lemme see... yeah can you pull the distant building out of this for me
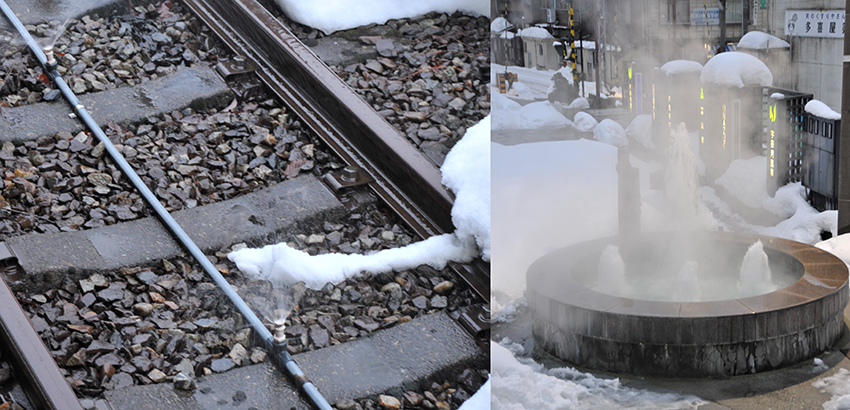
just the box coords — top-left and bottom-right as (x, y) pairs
(492, 0), (844, 109)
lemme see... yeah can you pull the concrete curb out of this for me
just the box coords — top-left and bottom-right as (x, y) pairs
(0, 65), (231, 143)
(103, 312), (482, 410)
(7, 175), (345, 292)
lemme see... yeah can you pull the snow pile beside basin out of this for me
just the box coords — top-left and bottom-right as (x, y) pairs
(701, 51), (773, 88)
(593, 119), (627, 147)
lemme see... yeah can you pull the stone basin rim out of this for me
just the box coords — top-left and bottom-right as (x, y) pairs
(526, 232), (849, 318)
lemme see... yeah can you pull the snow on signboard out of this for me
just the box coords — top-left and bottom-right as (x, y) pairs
(785, 10), (846, 38)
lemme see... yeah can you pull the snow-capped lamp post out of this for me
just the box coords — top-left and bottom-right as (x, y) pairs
(840, 0), (850, 235)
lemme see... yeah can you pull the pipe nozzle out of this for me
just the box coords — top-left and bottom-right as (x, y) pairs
(43, 45), (56, 68)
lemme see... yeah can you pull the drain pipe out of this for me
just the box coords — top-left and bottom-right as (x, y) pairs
(0, 3), (331, 409)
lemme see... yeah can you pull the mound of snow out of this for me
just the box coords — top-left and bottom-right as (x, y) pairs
(567, 97), (589, 109)
(659, 60), (703, 76)
(626, 115), (654, 149)
(274, 0), (487, 34)
(758, 183), (836, 244)
(519, 102), (572, 129)
(228, 117), (491, 289)
(508, 81), (537, 100)
(491, 95), (571, 130)
(701, 51), (773, 88)
(715, 156), (768, 208)
(491, 16), (511, 32)
(572, 111), (598, 132)
(737, 31), (790, 49)
(593, 119), (627, 147)
(805, 99), (841, 120)
(817, 235), (850, 269)
(440, 117), (491, 261)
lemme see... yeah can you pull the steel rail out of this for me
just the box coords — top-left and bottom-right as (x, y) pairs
(0, 2), (332, 409)
(181, 0), (452, 238)
(0, 258), (84, 410)
(181, 0), (490, 301)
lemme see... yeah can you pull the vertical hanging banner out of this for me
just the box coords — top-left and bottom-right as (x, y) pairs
(785, 10), (846, 38)
(753, 0), (758, 25)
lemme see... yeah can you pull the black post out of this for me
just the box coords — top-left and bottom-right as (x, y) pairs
(838, 0), (850, 234)
(719, 0), (727, 52)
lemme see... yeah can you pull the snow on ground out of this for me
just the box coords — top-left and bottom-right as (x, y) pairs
(737, 31), (790, 49)
(715, 156), (768, 208)
(273, 0), (488, 34)
(491, 64), (596, 101)
(491, 93), (571, 130)
(593, 119), (627, 147)
(491, 64), (559, 100)
(492, 340), (704, 410)
(659, 60), (703, 76)
(806, 99), (841, 120)
(458, 379), (490, 410)
(572, 111), (598, 132)
(812, 368), (850, 410)
(701, 51), (773, 88)
(229, 117), (490, 289)
(568, 97), (590, 109)
(492, 137), (618, 307)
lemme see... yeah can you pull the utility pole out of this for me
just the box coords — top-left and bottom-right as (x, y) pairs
(719, 0), (727, 52)
(596, 0), (605, 103)
(838, 0), (850, 234)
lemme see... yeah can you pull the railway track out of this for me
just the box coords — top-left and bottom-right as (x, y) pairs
(0, 0), (489, 408)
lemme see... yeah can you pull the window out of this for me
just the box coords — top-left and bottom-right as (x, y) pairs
(538, 0), (569, 10)
(668, 0), (689, 24)
(539, 43), (544, 55)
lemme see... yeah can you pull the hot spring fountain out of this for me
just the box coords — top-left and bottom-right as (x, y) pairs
(528, 125), (849, 377)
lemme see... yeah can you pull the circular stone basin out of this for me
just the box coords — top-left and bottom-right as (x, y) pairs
(527, 232), (849, 377)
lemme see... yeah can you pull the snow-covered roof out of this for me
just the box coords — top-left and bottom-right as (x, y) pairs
(491, 16), (512, 32)
(700, 51), (773, 88)
(805, 99), (840, 120)
(737, 31), (790, 50)
(500, 31), (515, 39)
(659, 60), (703, 76)
(574, 40), (620, 51)
(518, 26), (553, 39)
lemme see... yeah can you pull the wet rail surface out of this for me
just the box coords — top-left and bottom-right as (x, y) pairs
(0, 0), (488, 408)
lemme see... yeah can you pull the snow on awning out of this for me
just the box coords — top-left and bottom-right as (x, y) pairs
(737, 31), (790, 49)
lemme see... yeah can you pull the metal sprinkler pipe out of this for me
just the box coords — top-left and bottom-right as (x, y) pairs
(0, 2), (331, 409)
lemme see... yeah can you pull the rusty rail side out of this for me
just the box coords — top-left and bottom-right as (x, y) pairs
(182, 0), (453, 239)
(182, 0), (490, 301)
(0, 247), (84, 410)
